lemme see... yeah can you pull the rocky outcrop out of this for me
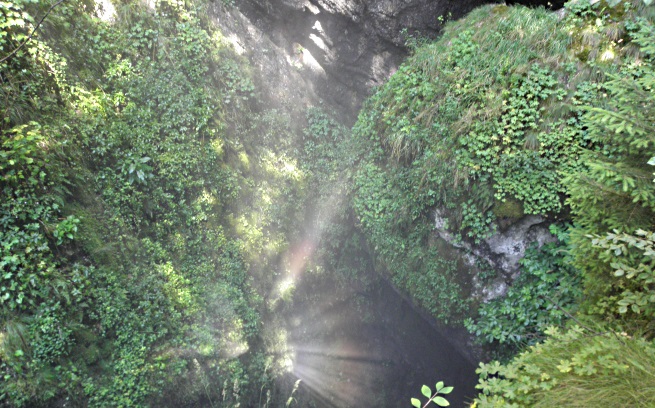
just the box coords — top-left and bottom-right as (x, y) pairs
(435, 209), (556, 301)
(484, 216), (555, 275)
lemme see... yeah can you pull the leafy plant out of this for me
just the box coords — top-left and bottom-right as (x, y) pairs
(285, 379), (301, 407)
(465, 225), (583, 347)
(470, 6), (655, 407)
(351, 4), (584, 323)
(411, 381), (453, 407)
(0, 0), (277, 405)
(592, 229), (655, 322)
(473, 325), (655, 407)
(119, 154), (153, 185)
(564, 15), (655, 320)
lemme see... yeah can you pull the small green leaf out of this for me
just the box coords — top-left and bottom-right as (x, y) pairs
(433, 396), (450, 407)
(411, 398), (421, 408)
(435, 381), (444, 391)
(440, 386), (454, 395)
(421, 385), (431, 398)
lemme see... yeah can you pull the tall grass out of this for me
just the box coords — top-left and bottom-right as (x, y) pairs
(476, 326), (655, 407)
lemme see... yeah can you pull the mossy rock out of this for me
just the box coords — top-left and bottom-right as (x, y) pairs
(492, 198), (525, 223)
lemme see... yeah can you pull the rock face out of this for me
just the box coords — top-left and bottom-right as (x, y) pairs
(208, 2), (320, 132)
(484, 215), (556, 276)
(219, 0), (490, 123)
(435, 209), (557, 301)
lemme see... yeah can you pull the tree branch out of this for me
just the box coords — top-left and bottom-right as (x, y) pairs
(0, 0), (66, 64)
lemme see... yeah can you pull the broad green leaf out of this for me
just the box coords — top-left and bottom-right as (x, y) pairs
(421, 385), (431, 398)
(435, 381), (444, 391)
(440, 386), (454, 395)
(433, 396), (450, 407)
(411, 398), (421, 408)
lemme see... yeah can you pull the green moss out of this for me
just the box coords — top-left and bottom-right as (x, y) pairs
(492, 198), (525, 221)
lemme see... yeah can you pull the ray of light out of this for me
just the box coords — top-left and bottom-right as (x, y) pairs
(300, 47), (324, 72)
(263, 172), (381, 406)
(310, 33), (328, 52)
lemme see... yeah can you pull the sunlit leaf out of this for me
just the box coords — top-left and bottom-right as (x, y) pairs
(433, 396), (450, 406)
(440, 386), (454, 394)
(421, 385), (431, 398)
(411, 398), (421, 408)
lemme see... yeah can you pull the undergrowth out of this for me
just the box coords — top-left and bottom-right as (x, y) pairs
(0, 0), (307, 406)
(474, 325), (655, 407)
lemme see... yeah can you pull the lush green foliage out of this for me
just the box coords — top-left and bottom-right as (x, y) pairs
(0, 0), (305, 406)
(473, 325), (655, 407)
(299, 108), (375, 286)
(351, 0), (655, 405)
(564, 13), (655, 320)
(0, 123), (76, 312)
(352, 157), (470, 322)
(465, 225), (583, 348)
(469, 2), (655, 405)
(4, 0), (655, 405)
(351, 4), (593, 323)
(593, 230), (655, 321)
